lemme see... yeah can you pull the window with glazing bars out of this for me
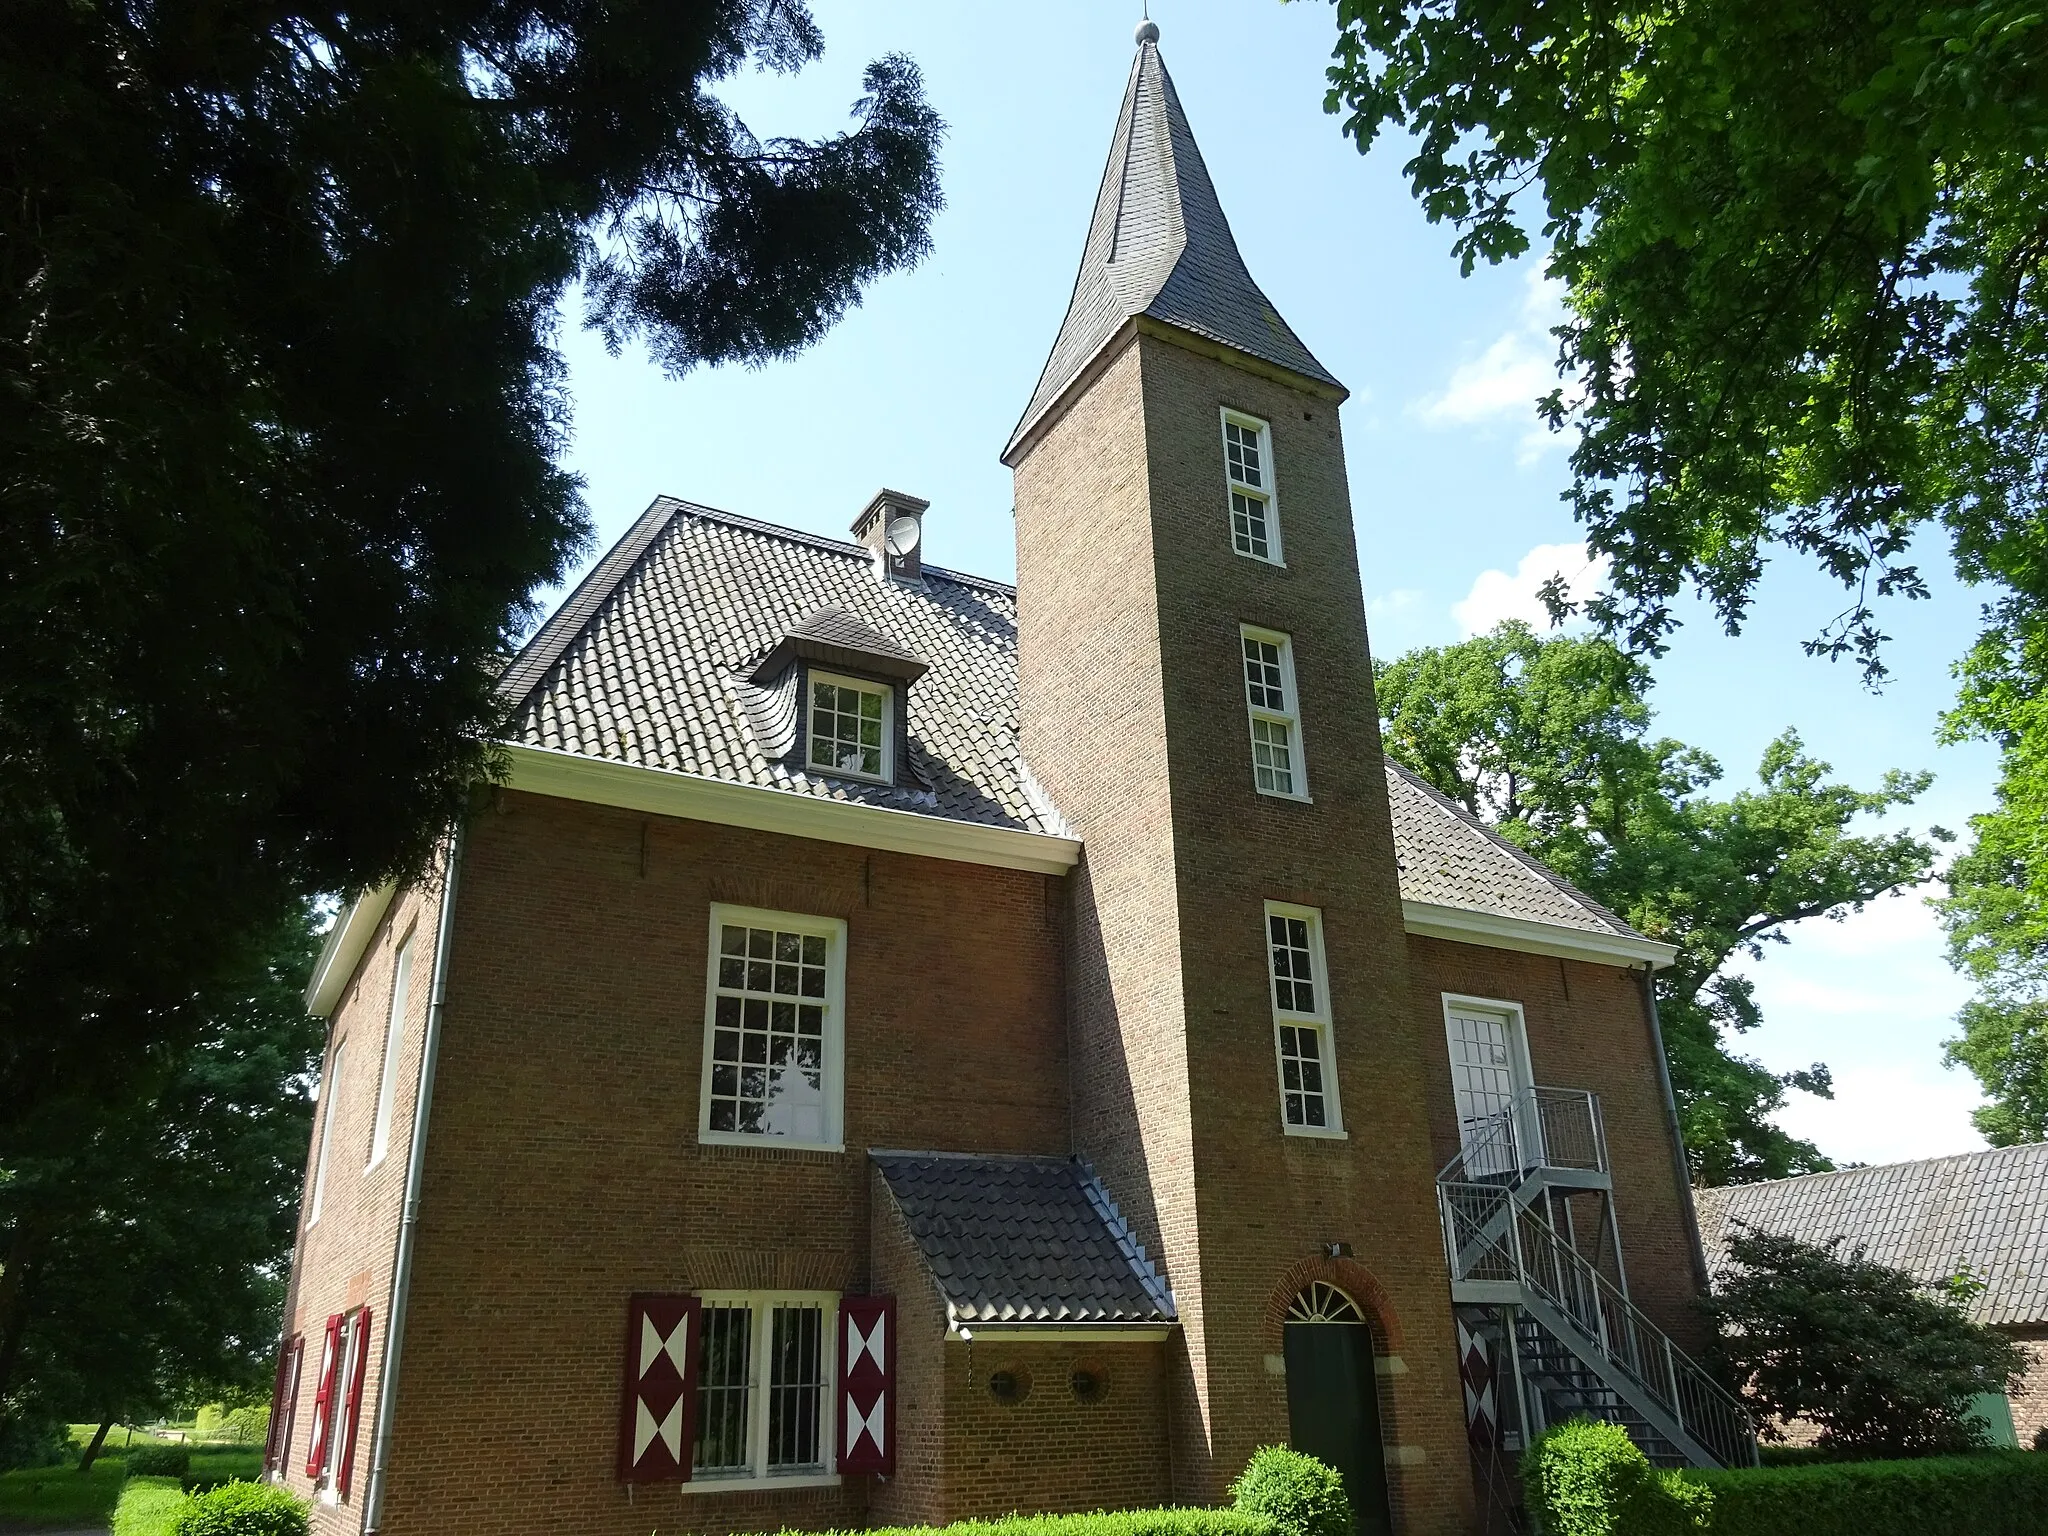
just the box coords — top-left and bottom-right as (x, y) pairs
(707, 923), (828, 1141)
(1267, 903), (1341, 1134)
(1223, 413), (1280, 562)
(807, 672), (889, 781)
(691, 1297), (830, 1481)
(1241, 628), (1306, 798)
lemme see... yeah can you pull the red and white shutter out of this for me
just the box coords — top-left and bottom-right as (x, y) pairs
(264, 1336), (300, 1476)
(304, 1313), (343, 1477)
(837, 1295), (895, 1475)
(335, 1308), (372, 1496)
(617, 1295), (700, 1482)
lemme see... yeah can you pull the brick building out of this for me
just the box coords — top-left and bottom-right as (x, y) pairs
(267, 25), (1753, 1536)
(1698, 1142), (2048, 1447)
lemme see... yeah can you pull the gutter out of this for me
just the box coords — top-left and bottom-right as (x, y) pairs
(1639, 965), (1712, 1294)
(362, 828), (463, 1535)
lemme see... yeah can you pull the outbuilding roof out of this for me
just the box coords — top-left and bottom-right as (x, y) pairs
(497, 498), (1652, 952)
(1696, 1142), (2048, 1329)
(871, 1151), (1176, 1326)
(1003, 36), (1342, 460)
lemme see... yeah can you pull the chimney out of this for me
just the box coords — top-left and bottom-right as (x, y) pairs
(852, 489), (930, 585)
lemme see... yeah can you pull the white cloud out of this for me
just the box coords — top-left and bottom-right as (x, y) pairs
(1771, 1061), (1986, 1168)
(1451, 541), (1609, 637)
(1368, 588), (1426, 619)
(1414, 267), (1573, 461)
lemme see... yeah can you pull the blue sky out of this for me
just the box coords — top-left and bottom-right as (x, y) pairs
(546, 0), (2003, 1169)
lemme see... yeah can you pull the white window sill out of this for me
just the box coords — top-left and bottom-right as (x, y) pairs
(697, 1130), (845, 1155)
(1283, 1125), (1350, 1141)
(680, 1471), (841, 1495)
(1236, 552), (1288, 570)
(318, 1487), (340, 1507)
(1255, 787), (1313, 804)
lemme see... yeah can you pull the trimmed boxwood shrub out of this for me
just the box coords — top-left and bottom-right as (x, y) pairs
(111, 1476), (190, 1536)
(124, 1444), (192, 1477)
(790, 1511), (1277, 1536)
(1524, 1419), (1710, 1535)
(1683, 1450), (2048, 1536)
(168, 1480), (308, 1536)
(1230, 1446), (1350, 1536)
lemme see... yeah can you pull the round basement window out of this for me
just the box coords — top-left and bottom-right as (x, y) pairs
(1070, 1364), (1109, 1404)
(988, 1365), (1032, 1405)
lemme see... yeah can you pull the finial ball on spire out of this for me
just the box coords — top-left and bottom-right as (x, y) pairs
(1134, 17), (1160, 44)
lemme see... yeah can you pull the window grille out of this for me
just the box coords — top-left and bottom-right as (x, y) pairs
(808, 674), (889, 781)
(1241, 629), (1306, 798)
(1223, 413), (1280, 562)
(708, 923), (828, 1141)
(1266, 902), (1342, 1135)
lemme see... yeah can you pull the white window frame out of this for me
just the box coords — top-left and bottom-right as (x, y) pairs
(1240, 624), (1310, 801)
(804, 668), (894, 785)
(698, 905), (848, 1153)
(1266, 902), (1345, 1138)
(307, 1039), (345, 1225)
(683, 1290), (841, 1494)
(1221, 408), (1283, 565)
(366, 932), (414, 1172)
(317, 1308), (367, 1504)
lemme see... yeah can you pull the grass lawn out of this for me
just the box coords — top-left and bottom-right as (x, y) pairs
(184, 1451), (260, 1485)
(0, 1458), (126, 1530)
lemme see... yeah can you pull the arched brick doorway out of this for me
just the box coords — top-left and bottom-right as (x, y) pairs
(1279, 1279), (1394, 1536)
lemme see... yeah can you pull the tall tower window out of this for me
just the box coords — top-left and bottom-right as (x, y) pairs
(1222, 411), (1281, 564)
(1240, 626), (1308, 799)
(1266, 902), (1344, 1136)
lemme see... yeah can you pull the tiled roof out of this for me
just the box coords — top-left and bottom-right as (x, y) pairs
(499, 498), (1648, 946)
(1696, 1142), (2048, 1328)
(1004, 39), (1342, 459)
(872, 1151), (1176, 1325)
(501, 499), (1053, 833)
(1384, 761), (1641, 940)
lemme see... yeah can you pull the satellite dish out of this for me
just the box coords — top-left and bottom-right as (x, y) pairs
(885, 515), (922, 559)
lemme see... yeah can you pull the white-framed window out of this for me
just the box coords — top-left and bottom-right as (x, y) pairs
(1240, 625), (1308, 799)
(689, 1291), (839, 1491)
(1266, 902), (1344, 1137)
(1222, 410), (1281, 564)
(806, 670), (892, 783)
(318, 1308), (368, 1502)
(366, 933), (414, 1171)
(307, 1039), (345, 1224)
(699, 905), (847, 1152)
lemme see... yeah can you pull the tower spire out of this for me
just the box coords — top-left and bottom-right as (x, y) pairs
(1003, 33), (1341, 462)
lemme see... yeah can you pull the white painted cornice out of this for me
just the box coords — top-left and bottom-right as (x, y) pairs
(306, 882), (396, 1016)
(503, 743), (1083, 877)
(1402, 899), (1676, 971)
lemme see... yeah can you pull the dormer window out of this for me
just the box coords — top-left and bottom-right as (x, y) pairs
(807, 671), (892, 783)
(1222, 410), (1281, 564)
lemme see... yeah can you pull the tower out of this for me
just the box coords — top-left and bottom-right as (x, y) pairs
(1005, 25), (1473, 1529)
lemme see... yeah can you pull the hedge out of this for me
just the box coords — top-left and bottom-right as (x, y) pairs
(1525, 1416), (2048, 1536)
(1683, 1450), (2048, 1536)
(111, 1476), (190, 1536)
(1230, 1446), (1350, 1536)
(788, 1512), (1277, 1536)
(169, 1480), (309, 1536)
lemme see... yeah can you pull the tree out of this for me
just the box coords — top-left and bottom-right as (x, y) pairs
(1376, 622), (1942, 1182)
(0, 903), (323, 1439)
(1320, 0), (2048, 1144)
(1706, 1225), (2026, 1458)
(1, 2), (942, 1159)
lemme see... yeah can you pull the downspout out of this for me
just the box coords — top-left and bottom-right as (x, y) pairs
(362, 827), (464, 1535)
(1638, 964), (1711, 1293)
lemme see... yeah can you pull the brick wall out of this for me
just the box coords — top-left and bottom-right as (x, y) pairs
(272, 868), (447, 1536)
(370, 791), (1071, 1536)
(1013, 327), (1475, 1533)
(2010, 1329), (2048, 1446)
(1404, 938), (1706, 1350)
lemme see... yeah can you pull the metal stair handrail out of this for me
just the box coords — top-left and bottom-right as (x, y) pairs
(1440, 1180), (1758, 1468)
(1438, 1085), (1609, 1185)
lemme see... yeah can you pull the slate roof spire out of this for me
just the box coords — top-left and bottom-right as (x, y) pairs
(1003, 24), (1343, 460)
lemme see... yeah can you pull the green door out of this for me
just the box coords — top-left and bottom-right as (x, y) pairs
(1284, 1320), (1394, 1536)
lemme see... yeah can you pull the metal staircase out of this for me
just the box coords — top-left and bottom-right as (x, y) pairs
(1439, 1089), (1759, 1470)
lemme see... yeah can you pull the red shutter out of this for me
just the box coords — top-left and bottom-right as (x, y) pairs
(305, 1313), (343, 1477)
(837, 1295), (895, 1475)
(264, 1336), (300, 1476)
(336, 1308), (372, 1496)
(617, 1294), (701, 1482)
